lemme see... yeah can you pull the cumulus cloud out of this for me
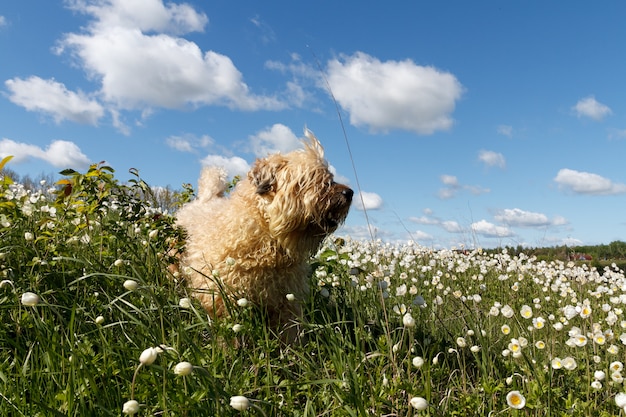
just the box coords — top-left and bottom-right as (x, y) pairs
(200, 154), (250, 177)
(325, 52), (463, 134)
(249, 123), (302, 157)
(0, 138), (91, 169)
(354, 191), (383, 211)
(166, 134), (214, 153)
(493, 208), (551, 227)
(478, 150), (506, 169)
(5, 76), (104, 125)
(68, 0), (208, 35)
(408, 215), (439, 226)
(437, 174), (489, 199)
(573, 96), (612, 121)
(412, 230), (434, 242)
(471, 220), (513, 238)
(56, 0), (284, 111)
(442, 220), (463, 233)
(554, 168), (626, 195)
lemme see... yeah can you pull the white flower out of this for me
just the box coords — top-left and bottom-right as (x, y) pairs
(179, 297), (192, 309)
(148, 229), (158, 239)
(285, 293), (296, 301)
(122, 399), (140, 415)
(506, 390), (526, 409)
(551, 357), (563, 369)
(174, 361), (194, 376)
(139, 347), (159, 366)
(562, 356), (577, 370)
(237, 298), (249, 307)
(24, 232), (34, 241)
(501, 305), (514, 318)
(21, 292), (40, 307)
(114, 259), (124, 267)
(616, 392), (626, 408)
(520, 305), (533, 319)
(410, 396), (428, 410)
(232, 324), (244, 333)
(123, 280), (139, 291)
(456, 337), (467, 348)
(95, 315), (105, 325)
(230, 395), (250, 411)
(403, 313), (416, 328)
(591, 380), (602, 389)
(470, 345), (481, 353)
(412, 356), (424, 368)
(594, 370), (606, 381)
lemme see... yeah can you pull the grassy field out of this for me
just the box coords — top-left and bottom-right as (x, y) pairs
(1, 157), (626, 416)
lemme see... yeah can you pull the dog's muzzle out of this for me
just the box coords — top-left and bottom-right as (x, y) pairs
(323, 185), (353, 229)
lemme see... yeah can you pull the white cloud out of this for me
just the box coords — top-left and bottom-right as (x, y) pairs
(573, 96), (612, 121)
(442, 220), (463, 233)
(561, 237), (583, 247)
(608, 128), (626, 140)
(471, 220), (513, 238)
(166, 134), (214, 153)
(5, 76), (104, 125)
(249, 124), (302, 157)
(494, 208), (551, 227)
(354, 191), (383, 211)
(0, 16), (7, 27)
(408, 215), (439, 225)
(412, 230), (433, 242)
(438, 174), (489, 199)
(478, 150), (505, 169)
(57, 0), (284, 111)
(200, 154), (250, 177)
(0, 138), (91, 169)
(325, 52), (463, 134)
(68, 0), (208, 34)
(497, 125), (513, 137)
(440, 174), (459, 187)
(554, 168), (626, 195)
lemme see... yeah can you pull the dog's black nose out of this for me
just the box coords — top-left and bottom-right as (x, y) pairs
(343, 188), (354, 200)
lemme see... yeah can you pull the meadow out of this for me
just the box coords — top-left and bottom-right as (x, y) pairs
(1, 156), (626, 416)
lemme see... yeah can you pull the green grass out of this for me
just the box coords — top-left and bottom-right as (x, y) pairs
(1, 157), (625, 416)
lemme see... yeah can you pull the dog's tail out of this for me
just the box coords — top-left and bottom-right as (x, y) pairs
(197, 166), (229, 202)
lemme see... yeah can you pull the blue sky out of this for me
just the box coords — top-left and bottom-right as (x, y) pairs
(1, 1), (626, 249)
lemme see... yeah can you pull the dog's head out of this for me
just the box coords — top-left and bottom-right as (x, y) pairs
(248, 129), (353, 251)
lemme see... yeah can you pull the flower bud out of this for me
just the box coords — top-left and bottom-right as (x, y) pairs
(123, 280), (139, 291)
(139, 347), (159, 365)
(21, 292), (40, 306)
(410, 396), (428, 410)
(122, 400), (140, 415)
(174, 361), (193, 376)
(230, 395), (250, 411)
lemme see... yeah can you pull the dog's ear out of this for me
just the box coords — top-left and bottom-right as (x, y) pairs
(249, 156), (286, 195)
(303, 128), (325, 159)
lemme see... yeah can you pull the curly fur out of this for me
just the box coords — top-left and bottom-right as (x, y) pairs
(175, 130), (353, 335)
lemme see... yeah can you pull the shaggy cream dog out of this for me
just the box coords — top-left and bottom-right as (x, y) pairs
(175, 129), (353, 335)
